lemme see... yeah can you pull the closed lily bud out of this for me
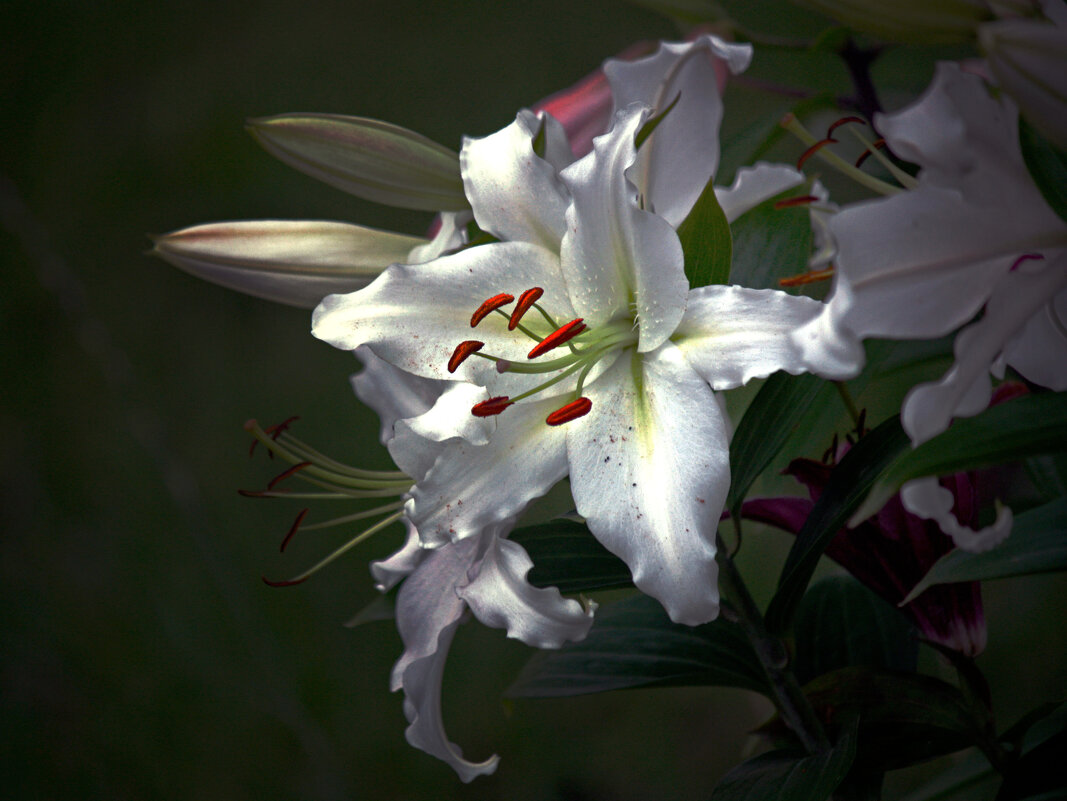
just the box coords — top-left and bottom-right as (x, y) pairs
(247, 114), (468, 211)
(788, 0), (993, 43)
(151, 220), (427, 308)
(980, 7), (1067, 150)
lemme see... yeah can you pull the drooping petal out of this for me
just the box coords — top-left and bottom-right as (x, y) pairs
(370, 521), (425, 591)
(900, 477), (1014, 552)
(901, 257), (1067, 444)
(605, 34), (752, 226)
(409, 395), (571, 547)
(351, 346), (446, 445)
(247, 113), (468, 211)
(151, 220), (426, 308)
(460, 110), (570, 253)
(714, 163), (806, 223)
(673, 285), (836, 389)
(390, 537), (499, 782)
(313, 241), (575, 385)
(458, 536), (594, 648)
(407, 210), (472, 264)
(560, 104), (688, 353)
(567, 345), (726, 625)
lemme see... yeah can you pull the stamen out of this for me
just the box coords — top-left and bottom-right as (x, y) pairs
(1010, 253), (1044, 272)
(247, 415), (299, 457)
(472, 396), (512, 417)
(854, 138), (886, 168)
(797, 137), (837, 170)
(773, 194), (818, 209)
(778, 267), (835, 287)
(280, 508), (309, 552)
(546, 397), (593, 426)
(529, 318), (586, 359)
(781, 113), (902, 196)
(448, 340), (484, 373)
(262, 576), (309, 588)
(510, 287), (544, 330)
(827, 116), (866, 137)
(268, 461), (312, 490)
(471, 293), (514, 327)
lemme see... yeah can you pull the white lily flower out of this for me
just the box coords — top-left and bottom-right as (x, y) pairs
(315, 36), (839, 626)
(350, 349), (592, 781)
(793, 62), (1067, 550)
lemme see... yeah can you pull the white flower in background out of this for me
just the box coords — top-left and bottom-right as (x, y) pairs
(315, 36), (843, 626)
(794, 62), (1067, 551)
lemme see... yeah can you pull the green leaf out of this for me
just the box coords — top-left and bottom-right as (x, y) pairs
(727, 372), (825, 515)
(710, 717), (858, 801)
(853, 392), (1067, 526)
(728, 183), (814, 290)
(766, 416), (910, 634)
(634, 92), (681, 149)
(802, 667), (992, 772)
(902, 497), (1067, 604)
(897, 749), (995, 801)
(792, 575), (918, 685)
(509, 520), (633, 594)
(677, 175), (733, 288)
(996, 728), (1067, 801)
(246, 113), (467, 211)
(1019, 116), (1067, 226)
(507, 595), (769, 698)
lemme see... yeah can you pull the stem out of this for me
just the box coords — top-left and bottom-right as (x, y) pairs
(716, 533), (831, 754)
(838, 39), (884, 122)
(834, 381), (861, 429)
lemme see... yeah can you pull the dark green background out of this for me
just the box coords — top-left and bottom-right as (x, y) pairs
(2, 2), (1064, 799)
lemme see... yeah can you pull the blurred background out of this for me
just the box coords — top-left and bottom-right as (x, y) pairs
(2, 1), (1064, 799)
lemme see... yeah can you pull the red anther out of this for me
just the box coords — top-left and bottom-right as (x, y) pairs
(247, 415), (299, 457)
(1010, 253), (1044, 272)
(237, 489), (274, 498)
(261, 575), (309, 588)
(267, 461), (312, 490)
(448, 340), (484, 373)
(827, 116), (866, 137)
(797, 137), (837, 170)
(854, 138), (887, 168)
(509, 287), (545, 330)
(470, 293), (515, 327)
(471, 396), (512, 417)
(280, 508), (309, 552)
(778, 267), (835, 287)
(528, 318), (586, 358)
(773, 194), (818, 209)
(546, 397), (593, 426)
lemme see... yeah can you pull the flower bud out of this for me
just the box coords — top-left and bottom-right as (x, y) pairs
(247, 114), (468, 211)
(151, 220), (426, 308)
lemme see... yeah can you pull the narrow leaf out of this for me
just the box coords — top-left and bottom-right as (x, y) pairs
(1019, 116), (1067, 226)
(510, 520), (633, 594)
(711, 717), (858, 801)
(792, 575), (918, 685)
(728, 185), (814, 290)
(676, 174), (732, 288)
(902, 497), (1067, 604)
(727, 372), (825, 515)
(247, 113), (467, 211)
(507, 595), (768, 698)
(853, 393), (1067, 526)
(766, 416), (910, 634)
(634, 92), (680, 149)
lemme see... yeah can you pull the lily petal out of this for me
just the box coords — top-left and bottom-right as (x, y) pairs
(351, 346), (445, 445)
(673, 285), (828, 390)
(370, 521), (425, 591)
(313, 241), (575, 386)
(390, 537), (499, 782)
(247, 113), (468, 211)
(606, 34), (752, 226)
(458, 536), (594, 649)
(567, 346), (726, 625)
(996, 282), (1067, 391)
(409, 395), (571, 547)
(461, 110), (570, 253)
(714, 163), (806, 223)
(900, 477), (1014, 552)
(151, 220), (426, 308)
(560, 104), (689, 353)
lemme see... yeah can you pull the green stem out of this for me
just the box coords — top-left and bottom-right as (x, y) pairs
(716, 533), (831, 754)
